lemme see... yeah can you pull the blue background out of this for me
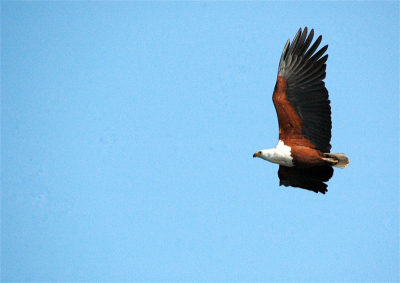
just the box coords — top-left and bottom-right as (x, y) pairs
(2, 1), (399, 281)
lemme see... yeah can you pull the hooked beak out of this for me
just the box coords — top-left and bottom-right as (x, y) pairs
(253, 152), (261, 158)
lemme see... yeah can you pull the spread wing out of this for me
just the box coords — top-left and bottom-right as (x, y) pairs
(273, 27), (332, 153)
(278, 165), (334, 194)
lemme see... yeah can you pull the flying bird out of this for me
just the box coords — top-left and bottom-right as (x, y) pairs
(253, 27), (349, 194)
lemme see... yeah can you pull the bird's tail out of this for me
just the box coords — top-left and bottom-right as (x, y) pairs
(324, 153), (349, 168)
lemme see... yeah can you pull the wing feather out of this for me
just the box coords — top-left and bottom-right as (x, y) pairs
(274, 28), (332, 153)
(278, 165), (333, 193)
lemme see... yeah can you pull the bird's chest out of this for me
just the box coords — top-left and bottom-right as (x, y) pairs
(270, 141), (294, 167)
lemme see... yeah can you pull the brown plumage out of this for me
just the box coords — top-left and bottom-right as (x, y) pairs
(253, 27), (349, 194)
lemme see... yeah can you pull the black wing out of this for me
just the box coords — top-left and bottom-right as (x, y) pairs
(278, 27), (332, 153)
(278, 165), (334, 194)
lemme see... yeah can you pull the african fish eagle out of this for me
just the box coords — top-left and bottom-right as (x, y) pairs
(253, 27), (349, 194)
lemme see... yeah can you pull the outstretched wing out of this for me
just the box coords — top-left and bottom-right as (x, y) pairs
(278, 165), (334, 194)
(273, 27), (332, 153)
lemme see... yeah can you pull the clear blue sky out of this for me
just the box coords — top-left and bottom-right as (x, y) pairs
(2, 1), (399, 281)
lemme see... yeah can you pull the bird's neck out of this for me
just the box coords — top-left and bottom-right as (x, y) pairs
(261, 141), (294, 167)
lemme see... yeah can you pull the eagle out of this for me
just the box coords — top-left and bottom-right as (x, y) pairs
(253, 27), (349, 194)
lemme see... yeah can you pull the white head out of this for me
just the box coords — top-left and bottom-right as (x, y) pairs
(253, 141), (294, 167)
(253, 149), (275, 162)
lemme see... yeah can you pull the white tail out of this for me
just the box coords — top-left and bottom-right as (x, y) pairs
(325, 153), (349, 168)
